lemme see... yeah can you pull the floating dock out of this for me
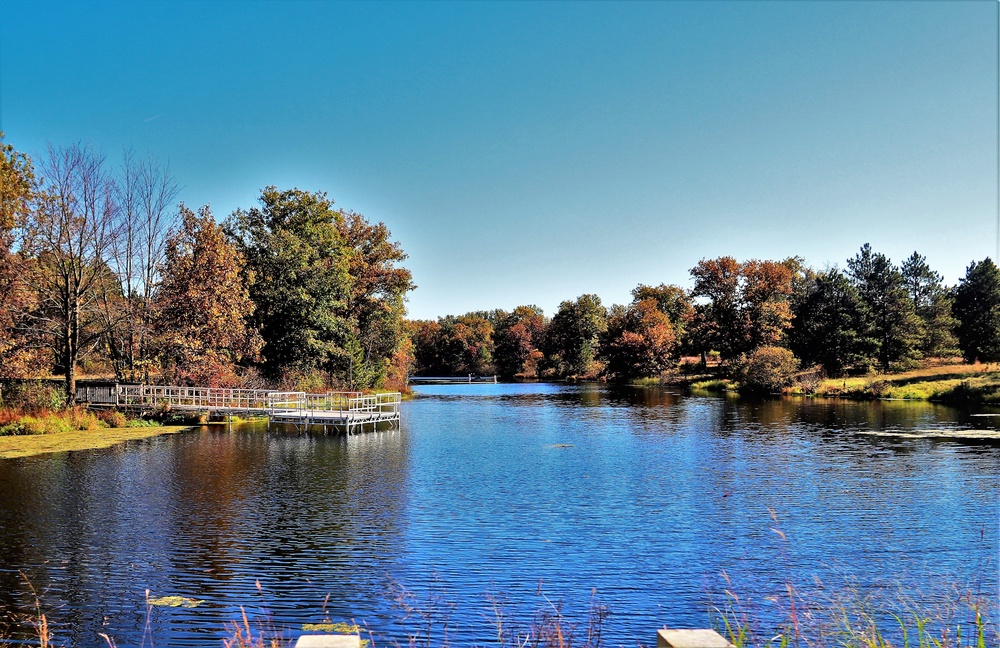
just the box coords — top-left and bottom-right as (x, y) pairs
(75, 384), (401, 434)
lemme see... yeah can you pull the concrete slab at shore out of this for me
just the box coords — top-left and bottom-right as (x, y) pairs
(657, 629), (735, 648)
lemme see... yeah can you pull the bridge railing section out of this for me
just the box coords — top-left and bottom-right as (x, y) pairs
(76, 384), (401, 418)
(114, 385), (277, 410)
(348, 392), (401, 416)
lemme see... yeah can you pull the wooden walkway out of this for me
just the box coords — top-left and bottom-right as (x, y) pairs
(76, 384), (401, 434)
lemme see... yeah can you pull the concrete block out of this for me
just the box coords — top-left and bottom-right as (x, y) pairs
(294, 634), (362, 648)
(657, 628), (735, 648)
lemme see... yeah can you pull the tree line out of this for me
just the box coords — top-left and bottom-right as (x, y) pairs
(0, 136), (413, 401)
(409, 248), (1000, 390)
(4, 135), (998, 398)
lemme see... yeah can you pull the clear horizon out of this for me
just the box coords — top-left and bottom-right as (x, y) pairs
(1, 0), (997, 320)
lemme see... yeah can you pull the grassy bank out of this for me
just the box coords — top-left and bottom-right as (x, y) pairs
(809, 363), (1000, 403)
(0, 424), (192, 459)
(653, 362), (1000, 404)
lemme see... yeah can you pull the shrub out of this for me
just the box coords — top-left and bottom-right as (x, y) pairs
(126, 417), (163, 428)
(68, 407), (104, 431)
(96, 409), (128, 428)
(735, 346), (799, 393)
(0, 381), (67, 412)
(0, 421), (27, 436)
(18, 415), (73, 435)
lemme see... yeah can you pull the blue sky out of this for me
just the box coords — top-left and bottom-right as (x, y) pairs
(1, 1), (996, 320)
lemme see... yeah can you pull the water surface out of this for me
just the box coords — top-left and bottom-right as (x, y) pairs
(0, 384), (996, 646)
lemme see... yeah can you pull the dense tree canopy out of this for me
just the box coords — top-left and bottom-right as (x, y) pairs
(0, 135), (41, 378)
(493, 305), (546, 379)
(226, 187), (353, 383)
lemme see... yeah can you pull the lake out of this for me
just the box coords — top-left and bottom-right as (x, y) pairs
(0, 383), (997, 647)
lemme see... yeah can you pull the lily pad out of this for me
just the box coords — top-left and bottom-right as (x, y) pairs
(147, 595), (205, 608)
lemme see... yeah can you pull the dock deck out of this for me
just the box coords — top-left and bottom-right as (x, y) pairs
(76, 384), (401, 434)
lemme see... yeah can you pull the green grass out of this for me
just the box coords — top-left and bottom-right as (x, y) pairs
(813, 363), (1000, 403)
(688, 378), (732, 392)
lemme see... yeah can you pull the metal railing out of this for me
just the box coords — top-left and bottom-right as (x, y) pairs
(76, 384), (400, 419)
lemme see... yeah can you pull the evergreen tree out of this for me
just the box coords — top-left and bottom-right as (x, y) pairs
(953, 258), (1000, 363)
(900, 251), (958, 357)
(846, 244), (921, 370)
(789, 269), (866, 376)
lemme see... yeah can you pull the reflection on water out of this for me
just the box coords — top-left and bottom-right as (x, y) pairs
(0, 385), (997, 646)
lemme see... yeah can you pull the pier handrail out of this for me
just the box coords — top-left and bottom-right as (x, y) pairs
(75, 384), (402, 423)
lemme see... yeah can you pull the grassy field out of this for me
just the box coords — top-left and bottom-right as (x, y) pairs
(811, 362), (1000, 403)
(664, 361), (1000, 404)
(0, 425), (192, 459)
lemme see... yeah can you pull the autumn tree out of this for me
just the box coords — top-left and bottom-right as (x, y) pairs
(98, 150), (179, 382)
(20, 144), (117, 401)
(688, 257), (794, 363)
(630, 283), (693, 345)
(846, 244), (921, 370)
(600, 298), (678, 380)
(154, 205), (261, 386)
(409, 319), (446, 376)
(952, 258), (1000, 363)
(335, 210), (414, 388)
(789, 269), (867, 376)
(900, 251), (958, 357)
(493, 305), (546, 379)
(0, 134), (41, 377)
(437, 313), (495, 376)
(543, 294), (607, 377)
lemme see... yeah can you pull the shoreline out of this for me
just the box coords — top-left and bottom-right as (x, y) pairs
(650, 362), (1000, 406)
(0, 425), (194, 460)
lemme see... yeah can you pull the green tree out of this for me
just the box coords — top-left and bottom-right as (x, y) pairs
(155, 205), (261, 386)
(953, 258), (1000, 363)
(900, 251), (958, 357)
(227, 188), (412, 389)
(543, 294), (607, 377)
(847, 244), (922, 370)
(600, 298), (677, 380)
(226, 187), (353, 383)
(789, 269), (867, 376)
